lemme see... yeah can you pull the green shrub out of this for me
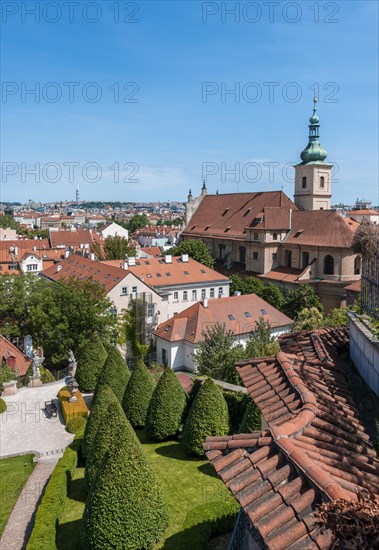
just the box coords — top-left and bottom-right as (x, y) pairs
(238, 401), (262, 433)
(26, 436), (81, 550)
(173, 500), (239, 549)
(95, 346), (130, 402)
(82, 385), (115, 459)
(0, 363), (16, 392)
(122, 360), (155, 428)
(66, 416), (87, 435)
(76, 335), (108, 392)
(22, 365), (33, 387)
(182, 377), (202, 425)
(0, 398), (6, 414)
(40, 367), (55, 384)
(146, 367), (187, 440)
(85, 392), (125, 487)
(183, 378), (230, 456)
(58, 387), (89, 423)
(223, 391), (250, 433)
(81, 415), (168, 550)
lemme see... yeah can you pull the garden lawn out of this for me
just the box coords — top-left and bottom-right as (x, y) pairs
(56, 431), (235, 549)
(0, 454), (35, 536)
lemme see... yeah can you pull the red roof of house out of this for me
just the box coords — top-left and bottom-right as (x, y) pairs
(182, 191), (297, 240)
(204, 328), (379, 549)
(347, 209), (379, 216)
(0, 334), (32, 376)
(286, 211), (359, 248)
(155, 294), (293, 344)
(258, 266), (303, 283)
(176, 372), (193, 394)
(344, 280), (361, 293)
(49, 229), (94, 248)
(140, 246), (162, 257)
(42, 254), (129, 294)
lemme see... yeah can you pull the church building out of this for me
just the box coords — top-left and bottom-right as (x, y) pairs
(181, 99), (361, 311)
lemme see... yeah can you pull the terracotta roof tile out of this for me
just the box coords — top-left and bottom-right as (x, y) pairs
(0, 334), (32, 376)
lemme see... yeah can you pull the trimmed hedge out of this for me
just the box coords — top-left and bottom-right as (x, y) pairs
(76, 335), (108, 393)
(223, 391), (250, 433)
(0, 397), (6, 414)
(172, 500), (239, 549)
(26, 437), (81, 550)
(58, 387), (89, 423)
(95, 346), (130, 402)
(146, 367), (187, 440)
(82, 385), (115, 459)
(238, 401), (262, 433)
(85, 392), (125, 487)
(81, 414), (168, 549)
(122, 360), (155, 428)
(183, 378), (230, 456)
(66, 416), (87, 435)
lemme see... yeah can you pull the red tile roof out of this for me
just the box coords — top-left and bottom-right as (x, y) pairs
(140, 246), (162, 257)
(176, 372), (193, 394)
(286, 211), (359, 248)
(49, 229), (94, 248)
(155, 294), (293, 344)
(182, 192), (297, 240)
(42, 254), (128, 294)
(0, 334), (32, 376)
(344, 280), (361, 293)
(258, 267), (303, 283)
(204, 328), (379, 549)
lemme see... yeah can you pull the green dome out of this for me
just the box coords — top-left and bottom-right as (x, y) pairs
(309, 112), (319, 124)
(300, 99), (327, 164)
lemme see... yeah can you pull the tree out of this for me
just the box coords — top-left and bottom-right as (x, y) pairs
(122, 360), (155, 427)
(82, 384), (115, 459)
(85, 392), (125, 487)
(0, 214), (19, 230)
(194, 323), (245, 385)
(156, 217), (183, 227)
(81, 415), (168, 550)
(91, 235), (136, 261)
(283, 284), (323, 320)
(76, 335), (108, 393)
(238, 401), (262, 433)
(165, 239), (215, 268)
(324, 307), (349, 327)
(0, 361), (16, 392)
(95, 346), (130, 402)
(293, 307), (324, 330)
(229, 274), (246, 295)
(146, 367), (187, 440)
(119, 301), (149, 360)
(245, 318), (280, 359)
(183, 378), (230, 456)
(260, 284), (285, 310)
(124, 214), (149, 234)
(0, 274), (41, 340)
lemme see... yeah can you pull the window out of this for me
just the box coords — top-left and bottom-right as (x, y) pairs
(273, 233), (278, 240)
(147, 274), (152, 278)
(26, 264), (38, 271)
(253, 233), (258, 240)
(210, 288), (215, 298)
(166, 272), (171, 276)
(205, 225), (211, 231)
(184, 270), (189, 275)
(245, 312), (251, 318)
(239, 246), (246, 264)
(228, 314), (235, 321)
(201, 289), (206, 299)
(121, 286), (128, 295)
(192, 290), (197, 301)
(272, 253), (277, 261)
(320, 176), (325, 188)
(183, 291), (188, 301)
(253, 252), (258, 260)
(147, 303), (154, 317)
(191, 225), (197, 231)
(224, 226), (231, 233)
(218, 244), (225, 260)
(173, 291), (179, 301)
(156, 273), (162, 277)
(302, 252), (309, 268)
(354, 256), (361, 275)
(218, 287), (223, 297)
(302, 176), (307, 188)
(323, 255), (334, 275)
(131, 286), (138, 294)
(200, 269), (206, 273)
(222, 208), (230, 216)
(261, 309), (267, 315)
(162, 348), (167, 365)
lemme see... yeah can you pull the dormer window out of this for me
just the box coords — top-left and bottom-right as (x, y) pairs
(222, 208), (230, 216)
(224, 226), (231, 233)
(302, 176), (307, 188)
(243, 208), (252, 217)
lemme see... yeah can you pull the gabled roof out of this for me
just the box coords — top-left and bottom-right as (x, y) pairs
(182, 192), (297, 239)
(41, 255), (129, 294)
(49, 229), (94, 248)
(0, 334), (32, 376)
(286, 211), (359, 248)
(204, 329), (379, 549)
(155, 294), (293, 344)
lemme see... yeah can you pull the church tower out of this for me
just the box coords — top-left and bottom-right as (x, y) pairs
(294, 97), (332, 210)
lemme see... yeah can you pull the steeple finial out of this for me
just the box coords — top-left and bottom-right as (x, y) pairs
(300, 96), (327, 164)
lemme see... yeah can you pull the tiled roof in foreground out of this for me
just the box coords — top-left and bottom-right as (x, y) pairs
(204, 328), (379, 550)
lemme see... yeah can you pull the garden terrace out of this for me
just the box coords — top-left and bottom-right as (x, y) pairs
(204, 330), (379, 550)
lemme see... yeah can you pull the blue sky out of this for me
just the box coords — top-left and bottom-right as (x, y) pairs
(1, 0), (378, 205)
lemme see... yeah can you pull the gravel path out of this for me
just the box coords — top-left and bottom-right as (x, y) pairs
(0, 459), (58, 550)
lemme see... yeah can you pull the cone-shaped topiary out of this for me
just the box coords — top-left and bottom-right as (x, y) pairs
(82, 384), (114, 459)
(81, 414), (168, 550)
(122, 360), (155, 428)
(182, 377), (230, 456)
(146, 367), (187, 440)
(238, 401), (262, 433)
(85, 392), (127, 487)
(95, 346), (130, 402)
(76, 335), (108, 393)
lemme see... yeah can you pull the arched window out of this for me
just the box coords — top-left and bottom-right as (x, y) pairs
(354, 256), (361, 275)
(323, 255), (334, 275)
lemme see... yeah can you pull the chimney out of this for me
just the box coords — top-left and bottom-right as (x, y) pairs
(165, 254), (172, 264)
(90, 253), (95, 261)
(234, 291), (241, 296)
(57, 265), (62, 272)
(122, 261), (128, 270)
(128, 257), (136, 266)
(203, 298), (208, 308)
(181, 253), (189, 263)
(64, 249), (70, 259)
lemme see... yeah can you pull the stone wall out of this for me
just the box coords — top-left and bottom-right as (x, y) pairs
(349, 312), (379, 397)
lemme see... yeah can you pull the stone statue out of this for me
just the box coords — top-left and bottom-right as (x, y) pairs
(68, 349), (77, 377)
(32, 350), (44, 377)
